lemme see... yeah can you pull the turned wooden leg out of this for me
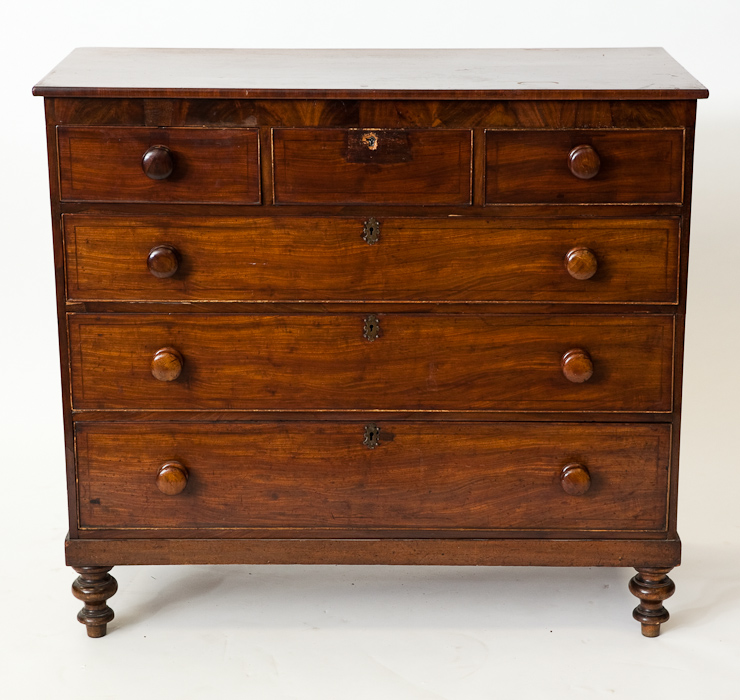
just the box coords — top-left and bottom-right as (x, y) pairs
(629, 567), (675, 637)
(72, 566), (118, 638)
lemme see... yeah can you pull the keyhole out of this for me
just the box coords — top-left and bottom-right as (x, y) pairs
(362, 132), (378, 150)
(364, 423), (381, 449)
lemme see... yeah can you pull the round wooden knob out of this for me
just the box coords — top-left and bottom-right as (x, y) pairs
(151, 347), (183, 382)
(564, 247), (598, 280)
(567, 144), (601, 180)
(141, 145), (174, 180)
(156, 461), (189, 495)
(561, 348), (594, 383)
(147, 245), (180, 278)
(560, 463), (591, 496)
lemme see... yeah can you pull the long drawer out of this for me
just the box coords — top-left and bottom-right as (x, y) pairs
(76, 422), (671, 534)
(68, 314), (674, 412)
(64, 215), (680, 304)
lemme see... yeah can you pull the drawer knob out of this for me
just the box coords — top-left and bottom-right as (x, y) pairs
(156, 461), (189, 495)
(564, 247), (598, 280)
(147, 245), (180, 278)
(141, 145), (174, 180)
(560, 463), (591, 496)
(561, 348), (594, 383)
(567, 144), (601, 180)
(151, 347), (183, 382)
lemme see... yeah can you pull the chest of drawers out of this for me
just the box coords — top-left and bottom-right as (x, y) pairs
(34, 48), (707, 638)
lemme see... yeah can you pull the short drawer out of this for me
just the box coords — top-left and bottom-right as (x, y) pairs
(64, 215), (679, 304)
(57, 126), (260, 203)
(76, 422), (670, 534)
(68, 314), (674, 412)
(272, 128), (472, 205)
(485, 130), (684, 204)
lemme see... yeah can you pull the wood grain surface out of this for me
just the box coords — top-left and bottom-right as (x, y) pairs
(58, 126), (260, 203)
(64, 215), (680, 304)
(68, 314), (674, 412)
(272, 128), (472, 205)
(486, 130), (684, 204)
(75, 422), (670, 533)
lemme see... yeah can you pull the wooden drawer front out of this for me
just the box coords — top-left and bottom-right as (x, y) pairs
(69, 314), (673, 412)
(64, 215), (679, 304)
(57, 127), (260, 203)
(485, 130), (684, 204)
(272, 128), (472, 205)
(76, 422), (670, 533)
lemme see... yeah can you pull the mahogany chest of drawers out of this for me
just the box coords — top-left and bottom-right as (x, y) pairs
(34, 48), (708, 637)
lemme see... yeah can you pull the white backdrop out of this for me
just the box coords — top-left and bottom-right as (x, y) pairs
(1, 1), (739, 698)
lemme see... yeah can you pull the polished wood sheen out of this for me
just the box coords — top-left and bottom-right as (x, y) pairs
(68, 314), (674, 412)
(71, 566), (117, 637)
(64, 216), (680, 304)
(141, 145), (174, 180)
(560, 463), (592, 495)
(564, 247), (599, 280)
(568, 145), (601, 180)
(485, 130), (684, 204)
(150, 347), (183, 382)
(155, 461), (189, 495)
(561, 348), (595, 384)
(75, 422), (670, 533)
(32, 48), (708, 100)
(34, 48), (706, 637)
(57, 126), (261, 203)
(629, 567), (675, 637)
(146, 244), (180, 279)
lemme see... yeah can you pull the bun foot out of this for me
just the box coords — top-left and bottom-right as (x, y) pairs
(629, 567), (675, 637)
(72, 566), (118, 638)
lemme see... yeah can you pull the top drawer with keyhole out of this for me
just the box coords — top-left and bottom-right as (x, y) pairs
(272, 128), (473, 205)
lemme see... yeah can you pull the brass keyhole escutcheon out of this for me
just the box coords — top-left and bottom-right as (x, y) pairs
(363, 423), (381, 449)
(362, 217), (380, 244)
(364, 314), (380, 341)
(362, 131), (378, 150)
